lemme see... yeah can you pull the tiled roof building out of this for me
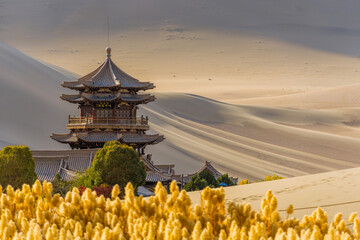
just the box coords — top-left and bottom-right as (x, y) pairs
(52, 47), (164, 152)
(32, 150), (175, 184)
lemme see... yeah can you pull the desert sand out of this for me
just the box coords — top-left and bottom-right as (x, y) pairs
(187, 167), (360, 221)
(233, 84), (360, 109)
(1, 0), (360, 102)
(1, 43), (360, 181)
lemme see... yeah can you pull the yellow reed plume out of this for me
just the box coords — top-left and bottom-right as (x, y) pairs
(0, 181), (358, 239)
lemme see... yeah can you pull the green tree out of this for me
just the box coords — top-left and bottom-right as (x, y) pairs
(0, 145), (37, 189)
(184, 173), (208, 191)
(199, 170), (219, 188)
(73, 141), (146, 193)
(217, 173), (235, 186)
(52, 173), (72, 196)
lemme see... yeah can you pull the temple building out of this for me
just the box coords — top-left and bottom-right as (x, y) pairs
(31, 149), (237, 188)
(51, 47), (164, 154)
(42, 47), (237, 190)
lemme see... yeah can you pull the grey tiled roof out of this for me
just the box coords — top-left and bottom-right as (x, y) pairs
(110, 60), (154, 89)
(77, 132), (123, 143)
(51, 133), (78, 143)
(196, 161), (223, 178)
(60, 94), (84, 103)
(33, 150), (94, 182)
(122, 133), (164, 144)
(35, 158), (63, 182)
(60, 93), (155, 104)
(51, 132), (164, 145)
(61, 81), (84, 90)
(32, 150), (174, 184)
(82, 92), (120, 102)
(63, 154), (93, 172)
(83, 59), (120, 88)
(146, 171), (172, 183)
(59, 168), (79, 182)
(120, 93), (155, 103)
(62, 53), (154, 90)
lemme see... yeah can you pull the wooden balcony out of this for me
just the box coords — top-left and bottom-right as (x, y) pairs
(67, 116), (149, 130)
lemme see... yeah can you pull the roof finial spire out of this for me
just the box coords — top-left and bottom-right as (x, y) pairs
(106, 16), (111, 59)
(106, 47), (111, 58)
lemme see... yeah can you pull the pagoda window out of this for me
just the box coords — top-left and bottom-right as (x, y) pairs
(81, 107), (93, 117)
(96, 109), (113, 118)
(116, 109), (130, 118)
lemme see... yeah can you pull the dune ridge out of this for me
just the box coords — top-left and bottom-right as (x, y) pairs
(187, 166), (360, 221)
(1, 43), (360, 180)
(142, 93), (360, 179)
(234, 84), (360, 109)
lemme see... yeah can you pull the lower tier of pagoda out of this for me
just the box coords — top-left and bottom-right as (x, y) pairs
(51, 131), (164, 150)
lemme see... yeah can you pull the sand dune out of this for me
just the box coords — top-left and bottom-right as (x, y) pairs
(234, 84), (360, 109)
(2, 0), (360, 101)
(1, 43), (360, 180)
(142, 93), (360, 179)
(0, 42), (76, 149)
(187, 167), (360, 220)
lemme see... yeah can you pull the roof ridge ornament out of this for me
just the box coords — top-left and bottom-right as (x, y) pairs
(106, 47), (111, 59)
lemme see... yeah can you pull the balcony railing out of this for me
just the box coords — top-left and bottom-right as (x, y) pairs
(68, 116), (148, 126)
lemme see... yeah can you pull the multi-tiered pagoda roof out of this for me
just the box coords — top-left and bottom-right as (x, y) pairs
(51, 47), (164, 152)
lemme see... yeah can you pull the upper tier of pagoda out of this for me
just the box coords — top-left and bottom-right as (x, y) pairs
(62, 47), (154, 91)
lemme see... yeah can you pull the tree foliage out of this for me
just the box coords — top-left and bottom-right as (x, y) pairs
(184, 171), (237, 191)
(183, 173), (207, 191)
(0, 145), (37, 189)
(217, 173), (235, 186)
(73, 141), (146, 193)
(199, 170), (219, 188)
(52, 173), (72, 196)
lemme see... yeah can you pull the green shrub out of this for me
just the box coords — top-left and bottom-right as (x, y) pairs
(199, 170), (219, 188)
(184, 173), (208, 191)
(73, 141), (146, 194)
(185, 172), (237, 191)
(52, 173), (72, 196)
(0, 145), (37, 189)
(217, 173), (235, 186)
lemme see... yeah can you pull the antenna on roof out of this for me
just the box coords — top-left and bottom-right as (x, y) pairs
(107, 16), (110, 47)
(106, 16), (111, 58)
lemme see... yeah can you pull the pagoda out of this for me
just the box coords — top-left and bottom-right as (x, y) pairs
(51, 47), (164, 154)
